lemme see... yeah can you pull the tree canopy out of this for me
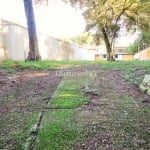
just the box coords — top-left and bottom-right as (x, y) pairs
(65, 0), (150, 60)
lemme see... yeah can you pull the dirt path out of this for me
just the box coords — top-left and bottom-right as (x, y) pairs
(0, 70), (62, 149)
(74, 69), (150, 149)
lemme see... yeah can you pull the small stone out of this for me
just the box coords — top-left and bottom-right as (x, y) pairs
(139, 75), (150, 95)
(142, 98), (150, 103)
(147, 89), (150, 96)
(143, 75), (150, 83)
(8, 76), (16, 82)
(139, 84), (148, 92)
(85, 88), (99, 96)
(30, 124), (38, 134)
(147, 81), (150, 88)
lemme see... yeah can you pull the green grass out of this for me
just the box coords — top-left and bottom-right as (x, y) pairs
(49, 78), (88, 108)
(99, 60), (150, 85)
(0, 112), (39, 150)
(35, 110), (80, 150)
(100, 60), (150, 70)
(34, 76), (90, 150)
(0, 60), (95, 73)
(1, 60), (149, 84)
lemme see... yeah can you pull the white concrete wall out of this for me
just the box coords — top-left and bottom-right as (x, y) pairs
(0, 19), (96, 61)
(115, 54), (122, 61)
(0, 20), (8, 60)
(0, 20), (29, 60)
(72, 45), (97, 60)
(38, 33), (75, 60)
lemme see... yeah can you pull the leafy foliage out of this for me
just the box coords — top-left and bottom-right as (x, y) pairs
(68, 32), (96, 46)
(141, 32), (150, 47)
(65, 0), (150, 60)
(125, 43), (138, 53)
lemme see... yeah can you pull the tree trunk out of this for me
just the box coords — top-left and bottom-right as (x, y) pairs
(101, 27), (114, 61)
(107, 51), (114, 61)
(23, 0), (41, 61)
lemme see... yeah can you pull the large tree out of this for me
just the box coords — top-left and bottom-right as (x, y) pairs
(23, 0), (41, 61)
(65, 0), (150, 61)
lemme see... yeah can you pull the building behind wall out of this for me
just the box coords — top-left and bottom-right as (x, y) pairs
(115, 53), (134, 61)
(95, 51), (134, 61)
(134, 47), (150, 61)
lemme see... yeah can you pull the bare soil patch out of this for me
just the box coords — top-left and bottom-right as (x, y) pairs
(74, 69), (150, 149)
(0, 70), (62, 149)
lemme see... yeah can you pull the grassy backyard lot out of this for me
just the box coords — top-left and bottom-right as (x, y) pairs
(0, 60), (150, 149)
